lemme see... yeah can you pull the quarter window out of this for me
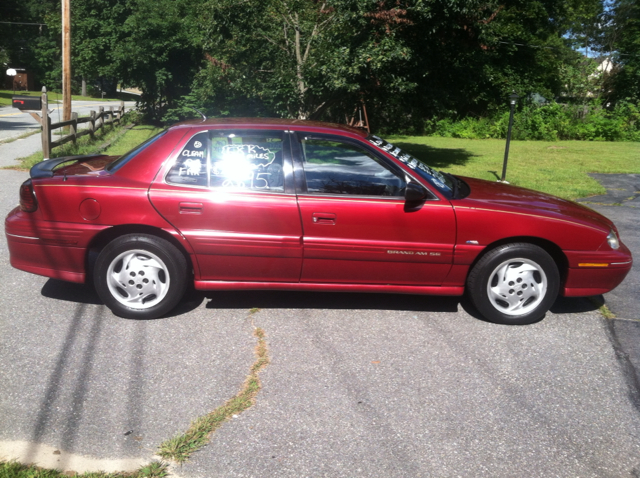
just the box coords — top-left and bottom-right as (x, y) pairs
(167, 132), (209, 187)
(301, 138), (405, 196)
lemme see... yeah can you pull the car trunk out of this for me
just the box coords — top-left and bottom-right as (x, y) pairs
(30, 155), (119, 179)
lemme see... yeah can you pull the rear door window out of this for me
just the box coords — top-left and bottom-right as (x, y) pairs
(210, 131), (285, 192)
(166, 130), (285, 192)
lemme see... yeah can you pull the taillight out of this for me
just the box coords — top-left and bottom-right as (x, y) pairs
(19, 179), (38, 212)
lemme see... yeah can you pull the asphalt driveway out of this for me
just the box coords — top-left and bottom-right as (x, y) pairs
(576, 173), (640, 320)
(1, 168), (639, 477)
(577, 174), (640, 403)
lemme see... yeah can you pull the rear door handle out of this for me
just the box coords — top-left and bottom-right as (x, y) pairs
(179, 202), (203, 214)
(312, 212), (336, 225)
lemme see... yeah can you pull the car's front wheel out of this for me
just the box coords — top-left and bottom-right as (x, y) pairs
(467, 243), (560, 325)
(94, 234), (187, 319)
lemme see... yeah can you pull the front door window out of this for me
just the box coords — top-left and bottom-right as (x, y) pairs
(301, 138), (405, 196)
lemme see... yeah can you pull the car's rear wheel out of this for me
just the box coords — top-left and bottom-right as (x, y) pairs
(467, 243), (560, 325)
(94, 234), (187, 319)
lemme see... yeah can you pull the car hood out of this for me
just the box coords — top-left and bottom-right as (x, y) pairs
(457, 176), (614, 233)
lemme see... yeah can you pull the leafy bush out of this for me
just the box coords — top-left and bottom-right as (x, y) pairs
(424, 101), (640, 141)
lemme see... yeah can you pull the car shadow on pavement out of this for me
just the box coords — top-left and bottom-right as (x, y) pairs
(202, 290), (599, 321)
(460, 295), (599, 324)
(203, 289), (461, 313)
(40, 279), (207, 319)
(41, 279), (102, 305)
(40, 278), (600, 321)
(550, 296), (600, 314)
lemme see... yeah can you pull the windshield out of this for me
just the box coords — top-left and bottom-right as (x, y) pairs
(366, 135), (456, 197)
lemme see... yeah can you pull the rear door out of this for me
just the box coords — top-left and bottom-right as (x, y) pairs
(293, 133), (456, 285)
(149, 129), (303, 282)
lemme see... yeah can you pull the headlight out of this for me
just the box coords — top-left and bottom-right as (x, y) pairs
(607, 230), (620, 250)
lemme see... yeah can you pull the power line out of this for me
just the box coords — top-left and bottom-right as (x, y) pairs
(498, 41), (558, 51)
(0, 21), (47, 26)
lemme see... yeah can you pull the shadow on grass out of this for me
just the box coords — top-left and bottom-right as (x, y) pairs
(0, 90), (39, 100)
(115, 91), (140, 101)
(392, 142), (477, 169)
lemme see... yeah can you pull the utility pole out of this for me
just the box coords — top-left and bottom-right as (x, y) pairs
(62, 0), (71, 123)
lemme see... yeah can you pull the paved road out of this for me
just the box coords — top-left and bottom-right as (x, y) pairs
(0, 100), (136, 168)
(0, 100), (137, 140)
(0, 167), (639, 476)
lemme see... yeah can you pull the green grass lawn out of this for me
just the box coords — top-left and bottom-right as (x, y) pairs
(0, 460), (168, 477)
(0, 90), (138, 107)
(101, 125), (164, 156)
(388, 136), (640, 199)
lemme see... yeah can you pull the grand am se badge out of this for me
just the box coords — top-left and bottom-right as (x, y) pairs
(387, 250), (441, 256)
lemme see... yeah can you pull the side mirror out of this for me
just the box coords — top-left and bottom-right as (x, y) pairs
(405, 181), (427, 203)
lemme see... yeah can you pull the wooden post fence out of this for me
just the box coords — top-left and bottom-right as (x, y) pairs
(89, 110), (96, 140)
(28, 89), (128, 159)
(41, 87), (51, 159)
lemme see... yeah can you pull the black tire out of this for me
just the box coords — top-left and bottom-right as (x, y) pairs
(94, 234), (188, 319)
(467, 243), (560, 325)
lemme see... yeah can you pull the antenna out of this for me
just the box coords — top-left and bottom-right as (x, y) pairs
(191, 107), (207, 122)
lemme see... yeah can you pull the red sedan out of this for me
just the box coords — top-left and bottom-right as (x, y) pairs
(5, 119), (632, 324)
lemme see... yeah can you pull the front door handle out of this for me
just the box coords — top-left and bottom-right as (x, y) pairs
(312, 212), (336, 225)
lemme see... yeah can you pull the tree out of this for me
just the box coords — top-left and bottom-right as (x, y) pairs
(71, 0), (130, 95)
(604, 0), (640, 103)
(0, 0), (59, 89)
(191, 0), (425, 120)
(107, 0), (202, 120)
(189, 0), (606, 130)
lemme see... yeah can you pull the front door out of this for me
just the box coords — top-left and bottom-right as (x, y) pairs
(149, 129), (303, 282)
(293, 134), (456, 285)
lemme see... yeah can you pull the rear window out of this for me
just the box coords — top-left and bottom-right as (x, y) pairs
(106, 129), (168, 172)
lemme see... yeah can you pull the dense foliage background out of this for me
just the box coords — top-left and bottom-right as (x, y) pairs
(1, 0), (639, 138)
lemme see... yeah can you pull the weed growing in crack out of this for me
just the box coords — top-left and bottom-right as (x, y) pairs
(157, 325), (270, 463)
(589, 297), (616, 319)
